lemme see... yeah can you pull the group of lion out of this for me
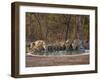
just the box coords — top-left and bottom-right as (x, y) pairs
(29, 39), (89, 53)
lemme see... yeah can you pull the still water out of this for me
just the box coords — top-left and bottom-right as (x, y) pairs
(30, 50), (89, 56)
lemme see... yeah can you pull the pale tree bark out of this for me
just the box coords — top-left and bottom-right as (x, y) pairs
(77, 16), (83, 40)
(76, 16), (85, 51)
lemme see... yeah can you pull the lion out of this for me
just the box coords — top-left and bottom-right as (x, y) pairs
(30, 40), (46, 53)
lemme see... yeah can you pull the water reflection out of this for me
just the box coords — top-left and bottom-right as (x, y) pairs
(31, 50), (89, 56)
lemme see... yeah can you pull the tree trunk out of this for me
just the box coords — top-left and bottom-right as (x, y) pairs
(34, 14), (43, 39)
(76, 16), (85, 52)
(64, 15), (71, 41)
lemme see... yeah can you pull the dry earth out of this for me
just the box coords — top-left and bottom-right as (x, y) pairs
(26, 53), (89, 67)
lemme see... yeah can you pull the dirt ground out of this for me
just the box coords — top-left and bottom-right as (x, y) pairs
(26, 54), (89, 67)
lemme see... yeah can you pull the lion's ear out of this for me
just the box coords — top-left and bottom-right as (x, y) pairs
(30, 42), (35, 49)
(32, 42), (35, 46)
